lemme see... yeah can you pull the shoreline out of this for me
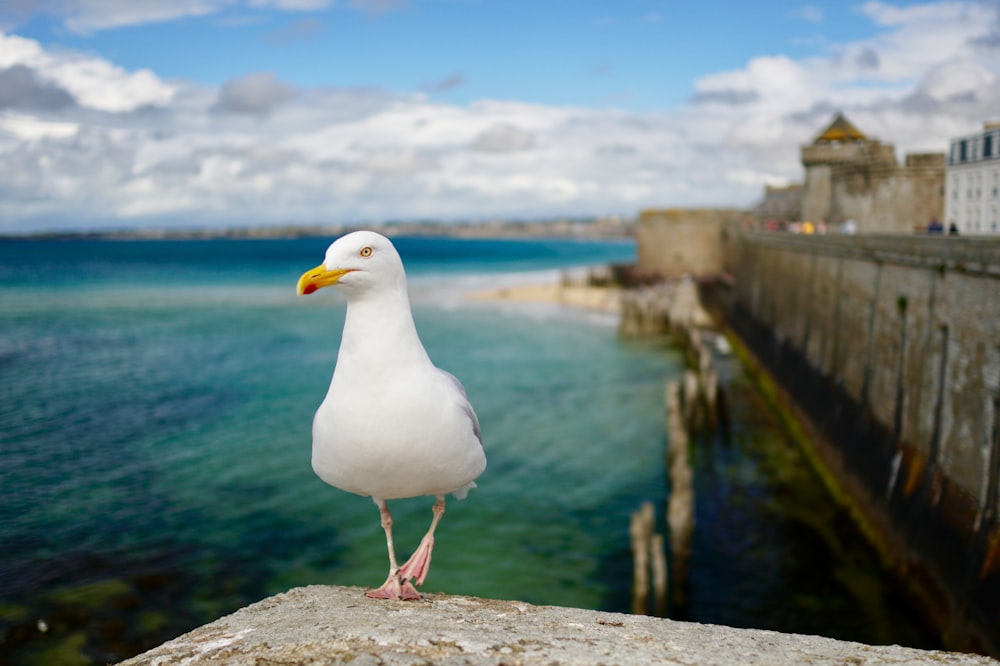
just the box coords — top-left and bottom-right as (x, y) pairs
(464, 280), (621, 314)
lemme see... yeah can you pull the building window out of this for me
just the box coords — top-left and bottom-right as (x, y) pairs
(960, 140), (968, 161)
(986, 134), (994, 158)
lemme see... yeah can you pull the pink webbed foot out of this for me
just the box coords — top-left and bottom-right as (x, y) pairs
(398, 534), (435, 586)
(366, 573), (421, 600)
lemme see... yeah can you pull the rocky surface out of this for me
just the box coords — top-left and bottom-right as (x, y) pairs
(118, 585), (998, 665)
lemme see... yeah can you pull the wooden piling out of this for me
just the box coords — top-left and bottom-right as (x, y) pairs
(665, 380), (695, 607)
(630, 502), (652, 614)
(621, 279), (722, 614)
(650, 532), (668, 616)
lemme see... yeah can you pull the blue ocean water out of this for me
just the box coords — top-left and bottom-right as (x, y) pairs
(0, 235), (935, 663)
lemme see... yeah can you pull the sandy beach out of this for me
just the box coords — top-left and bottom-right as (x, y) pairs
(466, 281), (621, 313)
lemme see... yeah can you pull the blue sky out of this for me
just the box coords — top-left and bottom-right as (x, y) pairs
(1, 1), (998, 230)
(8, 2), (878, 110)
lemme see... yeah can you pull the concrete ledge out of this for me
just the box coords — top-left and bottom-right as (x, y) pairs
(118, 585), (998, 665)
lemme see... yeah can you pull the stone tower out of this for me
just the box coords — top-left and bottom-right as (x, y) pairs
(801, 113), (878, 223)
(800, 113), (943, 232)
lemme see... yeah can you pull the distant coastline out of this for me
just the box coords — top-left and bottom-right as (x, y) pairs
(1, 216), (634, 241)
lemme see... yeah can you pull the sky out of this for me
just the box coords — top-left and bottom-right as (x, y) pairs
(1, 1), (999, 232)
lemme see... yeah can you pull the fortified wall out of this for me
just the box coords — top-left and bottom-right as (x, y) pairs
(757, 113), (946, 232)
(807, 147), (945, 233)
(717, 231), (1000, 655)
(635, 208), (746, 277)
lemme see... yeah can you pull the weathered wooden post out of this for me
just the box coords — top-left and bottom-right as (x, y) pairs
(630, 502), (653, 614)
(665, 380), (695, 607)
(650, 532), (668, 616)
(630, 501), (668, 616)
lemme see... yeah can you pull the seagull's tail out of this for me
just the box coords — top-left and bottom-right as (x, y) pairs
(451, 481), (477, 501)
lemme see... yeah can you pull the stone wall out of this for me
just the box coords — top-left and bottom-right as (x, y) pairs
(800, 141), (873, 224)
(754, 183), (803, 222)
(636, 208), (746, 278)
(717, 231), (1000, 655)
(119, 585), (998, 665)
(829, 155), (946, 233)
(799, 137), (945, 232)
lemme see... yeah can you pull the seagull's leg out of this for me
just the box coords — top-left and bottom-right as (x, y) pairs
(398, 496), (445, 587)
(366, 498), (420, 600)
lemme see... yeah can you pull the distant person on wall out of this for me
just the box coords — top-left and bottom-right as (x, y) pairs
(948, 223), (960, 236)
(927, 218), (944, 234)
(840, 219), (857, 234)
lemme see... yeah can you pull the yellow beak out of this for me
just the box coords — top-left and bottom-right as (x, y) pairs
(296, 264), (354, 296)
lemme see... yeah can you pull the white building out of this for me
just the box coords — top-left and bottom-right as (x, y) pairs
(945, 121), (1000, 235)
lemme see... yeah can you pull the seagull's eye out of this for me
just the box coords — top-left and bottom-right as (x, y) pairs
(360, 246), (373, 258)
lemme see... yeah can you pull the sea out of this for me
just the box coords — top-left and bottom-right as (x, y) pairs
(0, 235), (936, 664)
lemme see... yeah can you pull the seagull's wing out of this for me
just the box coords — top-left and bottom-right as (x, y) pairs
(438, 368), (482, 447)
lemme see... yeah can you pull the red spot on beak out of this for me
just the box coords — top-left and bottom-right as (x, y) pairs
(303, 284), (318, 295)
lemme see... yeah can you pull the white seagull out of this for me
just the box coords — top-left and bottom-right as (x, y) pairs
(296, 231), (487, 600)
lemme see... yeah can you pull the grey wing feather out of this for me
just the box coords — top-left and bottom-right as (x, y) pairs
(438, 368), (483, 446)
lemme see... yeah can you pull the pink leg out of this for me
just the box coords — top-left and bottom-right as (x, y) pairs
(366, 498), (421, 600)
(398, 496), (445, 587)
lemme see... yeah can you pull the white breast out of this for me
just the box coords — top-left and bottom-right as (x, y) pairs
(311, 362), (486, 500)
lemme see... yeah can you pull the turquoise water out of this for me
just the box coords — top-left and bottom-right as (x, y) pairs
(0, 236), (935, 663)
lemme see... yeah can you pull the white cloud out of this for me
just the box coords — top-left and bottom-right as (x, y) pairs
(2, 1), (1000, 230)
(0, 32), (175, 112)
(251, 0), (332, 10)
(791, 5), (824, 23)
(853, 1), (996, 81)
(918, 59), (996, 101)
(0, 112), (78, 140)
(3, 0), (358, 34)
(694, 55), (817, 111)
(347, 0), (407, 14)
(214, 72), (297, 115)
(54, 0), (221, 34)
(470, 123), (536, 154)
(0, 30), (44, 66)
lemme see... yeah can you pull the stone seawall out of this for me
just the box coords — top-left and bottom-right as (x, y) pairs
(716, 231), (1000, 656)
(636, 209), (749, 278)
(118, 585), (998, 665)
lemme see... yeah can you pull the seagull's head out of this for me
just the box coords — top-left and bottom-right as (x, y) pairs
(296, 231), (406, 298)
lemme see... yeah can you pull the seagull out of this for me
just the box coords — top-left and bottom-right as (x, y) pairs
(296, 231), (487, 600)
